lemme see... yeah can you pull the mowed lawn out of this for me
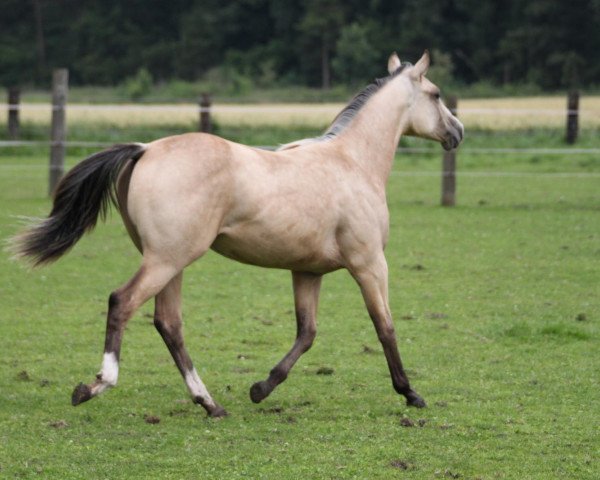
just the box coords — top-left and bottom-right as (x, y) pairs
(0, 134), (599, 478)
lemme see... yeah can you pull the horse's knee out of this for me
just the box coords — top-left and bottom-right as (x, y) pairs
(269, 365), (288, 384)
(377, 324), (396, 344)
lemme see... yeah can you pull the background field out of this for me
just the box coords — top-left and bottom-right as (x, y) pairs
(0, 105), (599, 479)
(3, 95), (600, 131)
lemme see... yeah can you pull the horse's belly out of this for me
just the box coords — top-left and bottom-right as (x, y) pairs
(210, 229), (342, 273)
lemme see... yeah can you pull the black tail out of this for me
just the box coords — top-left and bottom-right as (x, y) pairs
(10, 143), (146, 266)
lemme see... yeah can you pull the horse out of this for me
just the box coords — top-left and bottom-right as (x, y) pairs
(10, 51), (463, 417)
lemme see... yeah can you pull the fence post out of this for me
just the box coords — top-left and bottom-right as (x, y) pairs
(49, 68), (68, 196)
(199, 93), (212, 133)
(441, 95), (458, 207)
(566, 90), (579, 144)
(8, 87), (20, 140)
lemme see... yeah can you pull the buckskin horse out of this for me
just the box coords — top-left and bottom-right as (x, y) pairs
(11, 51), (464, 417)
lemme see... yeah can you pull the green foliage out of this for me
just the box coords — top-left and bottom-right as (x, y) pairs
(298, 0), (347, 87)
(332, 22), (379, 86)
(122, 68), (153, 100)
(559, 51), (585, 88)
(2, 0), (600, 91)
(0, 0), (38, 86)
(204, 65), (254, 96)
(426, 49), (455, 91)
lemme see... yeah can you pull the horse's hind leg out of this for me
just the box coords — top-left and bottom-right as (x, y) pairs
(153, 272), (227, 418)
(71, 259), (177, 406)
(351, 253), (426, 408)
(250, 271), (322, 403)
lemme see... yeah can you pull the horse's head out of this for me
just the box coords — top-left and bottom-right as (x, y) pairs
(391, 51), (464, 150)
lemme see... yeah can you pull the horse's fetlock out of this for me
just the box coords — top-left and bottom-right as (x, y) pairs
(105, 375), (118, 387)
(269, 366), (288, 383)
(393, 382), (411, 396)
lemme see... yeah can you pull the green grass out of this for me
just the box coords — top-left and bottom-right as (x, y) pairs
(0, 129), (599, 479)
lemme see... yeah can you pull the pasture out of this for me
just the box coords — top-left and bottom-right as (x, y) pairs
(4, 95), (600, 131)
(0, 110), (599, 478)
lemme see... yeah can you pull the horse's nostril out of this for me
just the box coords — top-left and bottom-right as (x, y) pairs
(450, 123), (464, 146)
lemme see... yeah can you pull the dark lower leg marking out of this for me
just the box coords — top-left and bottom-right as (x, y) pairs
(373, 317), (426, 407)
(157, 318), (227, 417)
(154, 316), (193, 375)
(103, 291), (126, 355)
(249, 309), (315, 404)
(154, 274), (226, 417)
(71, 265), (173, 405)
(251, 272), (321, 403)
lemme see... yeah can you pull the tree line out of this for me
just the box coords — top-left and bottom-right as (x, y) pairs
(2, 0), (599, 91)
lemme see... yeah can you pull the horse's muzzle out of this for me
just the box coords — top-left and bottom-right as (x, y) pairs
(442, 119), (464, 151)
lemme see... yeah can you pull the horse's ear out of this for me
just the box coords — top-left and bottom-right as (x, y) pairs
(411, 50), (430, 79)
(387, 52), (401, 74)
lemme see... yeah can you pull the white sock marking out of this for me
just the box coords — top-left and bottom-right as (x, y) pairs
(90, 352), (119, 396)
(185, 368), (215, 408)
(100, 352), (119, 386)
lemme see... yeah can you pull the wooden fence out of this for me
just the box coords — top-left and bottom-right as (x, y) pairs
(4, 69), (585, 204)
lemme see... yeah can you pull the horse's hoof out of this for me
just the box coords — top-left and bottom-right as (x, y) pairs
(406, 392), (427, 408)
(209, 405), (229, 418)
(249, 381), (269, 403)
(71, 382), (92, 406)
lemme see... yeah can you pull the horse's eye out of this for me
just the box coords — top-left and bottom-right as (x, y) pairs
(433, 92), (441, 100)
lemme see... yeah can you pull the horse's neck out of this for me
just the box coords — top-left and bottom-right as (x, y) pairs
(336, 82), (410, 184)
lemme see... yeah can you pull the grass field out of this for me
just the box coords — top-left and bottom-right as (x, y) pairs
(0, 120), (599, 479)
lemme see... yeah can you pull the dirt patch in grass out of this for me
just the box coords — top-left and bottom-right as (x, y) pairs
(390, 459), (411, 470)
(316, 367), (334, 375)
(48, 420), (68, 429)
(144, 414), (161, 424)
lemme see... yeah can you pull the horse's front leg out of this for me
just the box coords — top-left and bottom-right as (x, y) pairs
(250, 271), (322, 403)
(352, 253), (426, 408)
